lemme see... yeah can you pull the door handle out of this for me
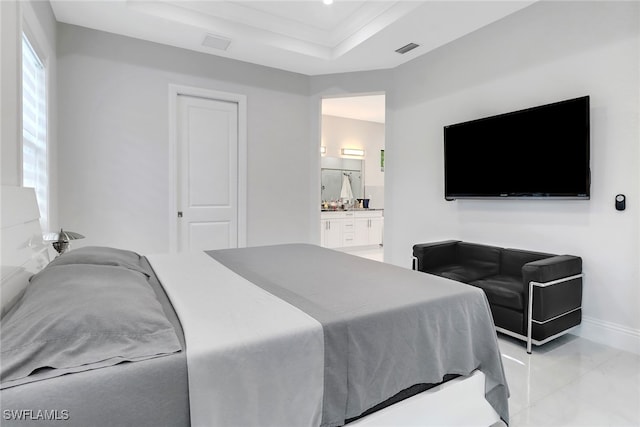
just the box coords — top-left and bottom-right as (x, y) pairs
(178, 211), (183, 218)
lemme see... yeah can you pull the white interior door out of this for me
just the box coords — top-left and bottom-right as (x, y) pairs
(177, 94), (238, 252)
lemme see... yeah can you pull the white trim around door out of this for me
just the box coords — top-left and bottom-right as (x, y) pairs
(168, 84), (247, 253)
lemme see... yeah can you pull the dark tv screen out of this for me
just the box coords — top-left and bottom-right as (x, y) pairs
(444, 96), (590, 200)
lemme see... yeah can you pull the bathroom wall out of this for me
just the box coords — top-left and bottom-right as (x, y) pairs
(321, 114), (385, 208)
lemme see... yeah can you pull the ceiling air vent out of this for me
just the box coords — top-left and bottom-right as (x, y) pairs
(202, 34), (231, 51)
(395, 43), (419, 54)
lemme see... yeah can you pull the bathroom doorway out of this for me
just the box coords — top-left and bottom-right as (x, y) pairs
(320, 94), (385, 261)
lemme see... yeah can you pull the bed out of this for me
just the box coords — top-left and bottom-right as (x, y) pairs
(1, 186), (509, 427)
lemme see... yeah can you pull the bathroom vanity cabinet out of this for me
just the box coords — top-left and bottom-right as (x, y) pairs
(320, 210), (383, 249)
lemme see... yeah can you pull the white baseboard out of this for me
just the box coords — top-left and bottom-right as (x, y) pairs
(576, 316), (640, 355)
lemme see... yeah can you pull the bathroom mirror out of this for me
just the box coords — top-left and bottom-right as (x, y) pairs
(321, 157), (364, 202)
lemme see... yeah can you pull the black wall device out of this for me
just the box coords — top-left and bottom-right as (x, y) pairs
(615, 194), (626, 211)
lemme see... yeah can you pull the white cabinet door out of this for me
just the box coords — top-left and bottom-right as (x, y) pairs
(369, 217), (384, 245)
(354, 211), (384, 246)
(354, 218), (370, 246)
(321, 219), (342, 248)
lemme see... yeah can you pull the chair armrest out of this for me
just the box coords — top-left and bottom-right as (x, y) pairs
(522, 255), (582, 284)
(412, 240), (460, 271)
(522, 255), (583, 324)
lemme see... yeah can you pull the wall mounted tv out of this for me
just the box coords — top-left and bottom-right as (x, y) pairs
(444, 96), (590, 200)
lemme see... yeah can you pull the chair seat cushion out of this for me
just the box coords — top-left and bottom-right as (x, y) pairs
(429, 264), (489, 283)
(470, 275), (524, 310)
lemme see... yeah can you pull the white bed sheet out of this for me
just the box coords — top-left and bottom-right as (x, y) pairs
(147, 252), (325, 427)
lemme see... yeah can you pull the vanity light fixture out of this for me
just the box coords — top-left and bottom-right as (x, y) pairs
(320, 146), (326, 154)
(341, 148), (364, 157)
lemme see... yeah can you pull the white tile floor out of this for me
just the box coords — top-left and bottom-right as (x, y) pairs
(499, 334), (640, 426)
(344, 246), (640, 426)
(339, 246), (384, 262)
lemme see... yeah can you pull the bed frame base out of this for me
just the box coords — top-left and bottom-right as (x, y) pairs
(350, 370), (500, 426)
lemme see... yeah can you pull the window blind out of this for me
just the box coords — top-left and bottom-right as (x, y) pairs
(22, 34), (48, 229)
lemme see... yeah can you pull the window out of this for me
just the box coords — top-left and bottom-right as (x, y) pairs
(22, 33), (48, 229)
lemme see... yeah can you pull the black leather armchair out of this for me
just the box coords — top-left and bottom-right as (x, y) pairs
(412, 240), (583, 353)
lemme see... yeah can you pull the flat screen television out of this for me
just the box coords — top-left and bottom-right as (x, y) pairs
(444, 96), (590, 200)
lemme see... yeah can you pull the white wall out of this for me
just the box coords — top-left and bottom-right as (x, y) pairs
(321, 114), (385, 208)
(57, 24), (312, 254)
(1, 1), (21, 187)
(1, 0), (58, 230)
(387, 1), (640, 352)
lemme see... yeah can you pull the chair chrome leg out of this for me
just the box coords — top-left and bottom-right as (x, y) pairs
(527, 281), (534, 354)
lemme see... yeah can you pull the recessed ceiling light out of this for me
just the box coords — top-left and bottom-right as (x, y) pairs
(323, 0), (333, 5)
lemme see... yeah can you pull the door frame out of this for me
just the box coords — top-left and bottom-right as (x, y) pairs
(317, 91), (386, 250)
(168, 84), (247, 253)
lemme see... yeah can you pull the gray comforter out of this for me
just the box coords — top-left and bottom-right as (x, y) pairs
(207, 243), (509, 426)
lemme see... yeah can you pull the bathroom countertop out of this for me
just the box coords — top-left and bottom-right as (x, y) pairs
(321, 208), (384, 212)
